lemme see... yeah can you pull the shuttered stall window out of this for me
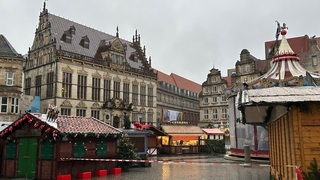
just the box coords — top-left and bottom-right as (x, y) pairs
(41, 140), (53, 160)
(96, 141), (107, 157)
(6, 140), (16, 159)
(73, 140), (85, 158)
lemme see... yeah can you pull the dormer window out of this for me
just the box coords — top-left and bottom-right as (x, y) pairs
(80, 35), (90, 49)
(111, 53), (124, 65)
(61, 26), (76, 44)
(61, 30), (72, 43)
(69, 25), (76, 35)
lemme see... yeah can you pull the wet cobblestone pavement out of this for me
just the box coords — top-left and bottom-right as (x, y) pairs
(104, 155), (270, 180)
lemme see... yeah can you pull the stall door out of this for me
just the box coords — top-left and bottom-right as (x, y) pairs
(17, 138), (37, 179)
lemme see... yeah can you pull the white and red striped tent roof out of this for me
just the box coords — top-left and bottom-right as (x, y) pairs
(251, 29), (320, 84)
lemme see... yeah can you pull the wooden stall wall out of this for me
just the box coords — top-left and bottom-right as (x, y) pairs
(269, 111), (296, 179)
(269, 102), (320, 180)
(37, 140), (56, 180)
(56, 138), (118, 179)
(299, 102), (320, 172)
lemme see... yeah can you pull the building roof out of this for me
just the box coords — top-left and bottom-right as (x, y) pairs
(156, 69), (202, 94)
(202, 128), (224, 135)
(56, 115), (121, 135)
(223, 76), (232, 88)
(0, 34), (22, 58)
(121, 128), (149, 136)
(156, 70), (176, 86)
(171, 73), (202, 93)
(46, 12), (147, 71)
(241, 86), (320, 105)
(161, 125), (204, 136)
(0, 113), (121, 139)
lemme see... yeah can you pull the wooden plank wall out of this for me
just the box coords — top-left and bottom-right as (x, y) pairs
(299, 102), (320, 172)
(269, 102), (320, 180)
(269, 111), (295, 179)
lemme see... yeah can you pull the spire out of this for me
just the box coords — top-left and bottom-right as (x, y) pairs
(149, 56), (152, 66)
(135, 29), (138, 42)
(116, 26), (119, 38)
(43, 1), (46, 11)
(41, 0), (48, 15)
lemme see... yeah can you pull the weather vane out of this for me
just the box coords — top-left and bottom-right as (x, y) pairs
(275, 21), (288, 41)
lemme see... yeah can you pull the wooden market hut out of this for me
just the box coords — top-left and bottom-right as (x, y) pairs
(121, 128), (149, 158)
(202, 128), (225, 140)
(146, 125), (167, 156)
(240, 86), (320, 179)
(0, 112), (122, 179)
(160, 125), (204, 154)
(124, 122), (167, 157)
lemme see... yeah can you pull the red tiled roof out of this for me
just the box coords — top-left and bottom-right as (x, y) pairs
(171, 73), (202, 93)
(156, 70), (176, 86)
(223, 76), (232, 88)
(56, 116), (122, 134)
(155, 69), (202, 93)
(202, 128), (224, 135)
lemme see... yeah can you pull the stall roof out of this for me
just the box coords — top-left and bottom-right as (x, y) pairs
(148, 125), (168, 136)
(56, 115), (122, 135)
(121, 128), (149, 136)
(241, 86), (320, 105)
(202, 128), (224, 135)
(0, 113), (122, 139)
(162, 125), (204, 136)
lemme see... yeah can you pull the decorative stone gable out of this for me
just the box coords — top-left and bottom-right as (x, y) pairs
(61, 100), (72, 107)
(62, 66), (73, 73)
(76, 101), (86, 108)
(110, 38), (126, 54)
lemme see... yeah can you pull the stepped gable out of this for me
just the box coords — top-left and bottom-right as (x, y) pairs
(0, 34), (22, 58)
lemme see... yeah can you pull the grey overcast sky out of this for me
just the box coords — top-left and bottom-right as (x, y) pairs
(1, 0), (320, 84)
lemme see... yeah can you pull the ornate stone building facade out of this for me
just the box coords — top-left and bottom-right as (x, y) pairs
(231, 49), (270, 90)
(24, 4), (157, 127)
(156, 70), (201, 125)
(0, 35), (24, 122)
(199, 68), (230, 128)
